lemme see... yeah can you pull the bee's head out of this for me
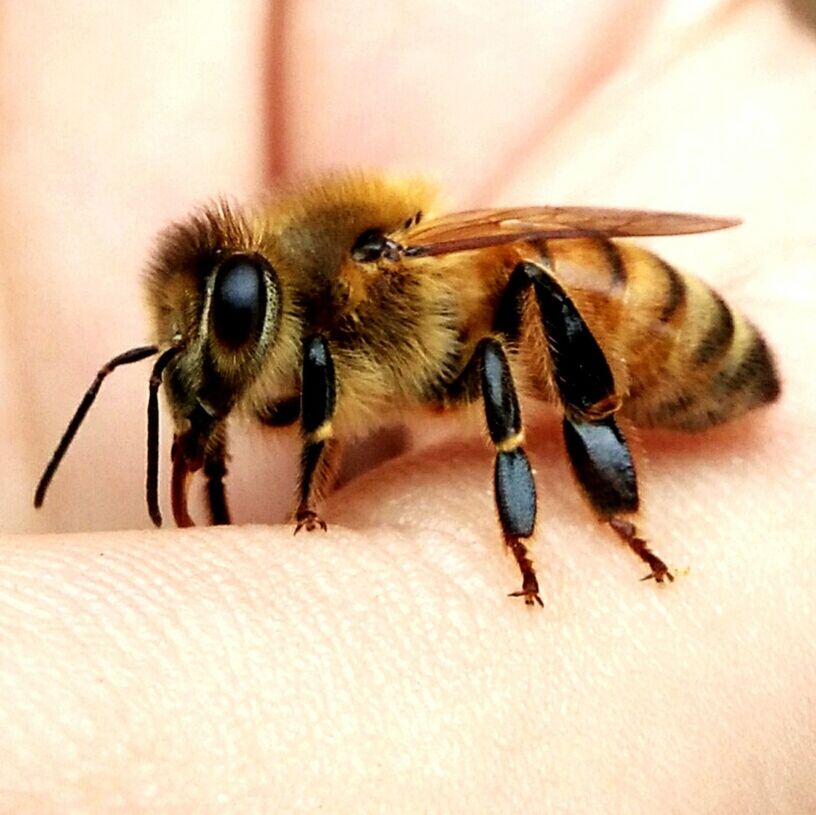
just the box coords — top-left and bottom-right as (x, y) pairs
(142, 202), (289, 524)
(147, 201), (284, 422)
(33, 202), (288, 528)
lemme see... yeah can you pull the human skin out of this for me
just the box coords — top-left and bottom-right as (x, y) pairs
(1, 1), (815, 813)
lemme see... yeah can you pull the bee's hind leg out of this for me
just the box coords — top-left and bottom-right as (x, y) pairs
(562, 415), (673, 583)
(496, 258), (672, 583)
(609, 518), (673, 583)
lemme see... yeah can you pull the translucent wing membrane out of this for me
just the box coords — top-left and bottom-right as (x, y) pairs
(403, 206), (740, 257)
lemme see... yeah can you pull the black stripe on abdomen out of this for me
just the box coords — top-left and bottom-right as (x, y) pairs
(693, 291), (735, 365)
(657, 259), (687, 323)
(715, 327), (781, 402)
(595, 238), (627, 293)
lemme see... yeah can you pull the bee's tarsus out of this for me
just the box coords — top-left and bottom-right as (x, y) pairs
(609, 517), (674, 584)
(169, 443), (196, 529)
(294, 508), (328, 534)
(203, 432), (231, 526)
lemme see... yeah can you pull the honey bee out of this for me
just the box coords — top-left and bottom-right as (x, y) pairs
(35, 172), (780, 606)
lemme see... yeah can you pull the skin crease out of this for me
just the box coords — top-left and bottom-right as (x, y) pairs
(1, 0), (815, 812)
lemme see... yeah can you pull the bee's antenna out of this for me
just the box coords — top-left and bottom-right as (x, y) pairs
(34, 345), (161, 509)
(146, 345), (183, 527)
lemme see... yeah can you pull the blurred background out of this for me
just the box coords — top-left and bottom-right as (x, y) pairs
(2, 0), (814, 533)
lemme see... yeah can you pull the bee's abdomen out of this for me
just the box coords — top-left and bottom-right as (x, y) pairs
(628, 310), (779, 431)
(542, 239), (780, 432)
(618, 251), (779, 430)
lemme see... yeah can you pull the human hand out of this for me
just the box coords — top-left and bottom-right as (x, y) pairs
(2, 2), (815, 812)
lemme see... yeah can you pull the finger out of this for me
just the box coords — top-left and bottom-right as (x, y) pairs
(282, 1), (660, 192)
(1, 409), (813, 811)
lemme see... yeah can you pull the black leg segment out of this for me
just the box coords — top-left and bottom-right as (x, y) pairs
(203, 433), (231, 526)
(476, 337), (541, 606)
(563, 414), (672, 582)
(495, 260), (618, 419)
(562, 415), (638, 519)
(494, 449), (536, 539)
(301, 335), (336, 436)
(295, 335), (337, 533)
(480, 337), (523, 449)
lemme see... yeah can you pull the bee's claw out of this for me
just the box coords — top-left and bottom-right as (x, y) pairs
(640, 566), (674, 584)
(509, 589), (544, 607)
(294, 510), (327, 534)
(609, 519), (673, 586)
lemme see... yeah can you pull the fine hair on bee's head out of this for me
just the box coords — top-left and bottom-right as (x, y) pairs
(146, 199), (286, 424)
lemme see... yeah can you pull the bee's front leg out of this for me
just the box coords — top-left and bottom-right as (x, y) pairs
(203, 430), (231, 526)
(294, 335), (338, 534)
(170, 412), (229, 529)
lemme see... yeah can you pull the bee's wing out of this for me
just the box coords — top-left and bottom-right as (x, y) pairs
(402, 206), (740, 257)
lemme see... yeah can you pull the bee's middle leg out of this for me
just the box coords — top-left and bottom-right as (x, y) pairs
(294, 335), (338, 533)
(456, 336), (541, 606)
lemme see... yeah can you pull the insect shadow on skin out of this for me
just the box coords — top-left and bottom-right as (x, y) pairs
(34, 171), (781, 607)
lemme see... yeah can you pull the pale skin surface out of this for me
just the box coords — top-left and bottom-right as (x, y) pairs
(1, 1), (815, 812)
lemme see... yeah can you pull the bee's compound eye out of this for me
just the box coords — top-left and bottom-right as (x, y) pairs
(211, 255), (268, 350)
